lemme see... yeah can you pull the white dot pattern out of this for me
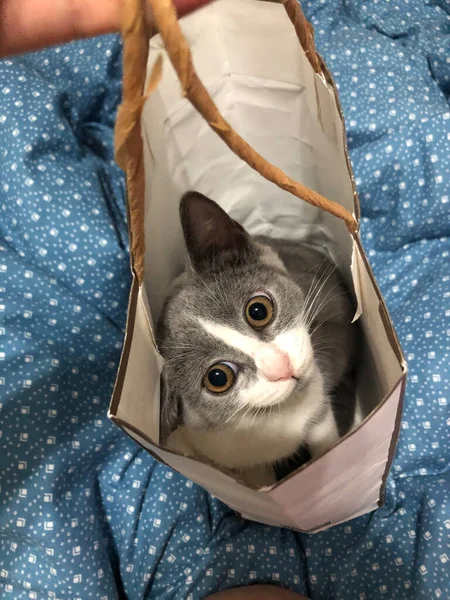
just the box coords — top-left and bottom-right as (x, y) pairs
(0, 0), (450, 596)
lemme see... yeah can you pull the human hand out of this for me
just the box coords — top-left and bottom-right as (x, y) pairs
(206, 586), (311, 600)
(0, 0), (212, 57)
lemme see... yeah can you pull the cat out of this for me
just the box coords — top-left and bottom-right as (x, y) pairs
(156, 191), (361, 488)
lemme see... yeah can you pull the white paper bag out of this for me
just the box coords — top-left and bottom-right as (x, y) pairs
(110, 0), (407, 533)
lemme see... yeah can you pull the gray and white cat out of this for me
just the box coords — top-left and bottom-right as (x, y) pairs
(157, 191), (361, 487)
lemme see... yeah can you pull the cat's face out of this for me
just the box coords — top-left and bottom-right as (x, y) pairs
(158, 192), (315, 439)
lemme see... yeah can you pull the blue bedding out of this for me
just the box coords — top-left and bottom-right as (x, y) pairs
(0, 1), (449, 598)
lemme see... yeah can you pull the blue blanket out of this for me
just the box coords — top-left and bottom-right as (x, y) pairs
(0, 1), (449, 598)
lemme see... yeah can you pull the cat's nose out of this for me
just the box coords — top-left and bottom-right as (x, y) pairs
(255, 346), (294, 382)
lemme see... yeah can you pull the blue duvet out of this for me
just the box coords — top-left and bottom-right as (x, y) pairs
(0, 1), (449, 598)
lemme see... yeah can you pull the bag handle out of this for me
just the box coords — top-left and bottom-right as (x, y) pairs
(115, 0), (151, 283)
(281, 0), (320, 73)
(115, 0), (358, 284)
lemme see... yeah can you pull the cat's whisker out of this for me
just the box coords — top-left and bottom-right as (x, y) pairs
(304, 277), (343, 328)
(302, 264), (337, 327)
(195, 271), (224, 310)
(306, 289), (351, 331)
(234, 404), (256, 430)
(250, 404), (265, 429)
(312, 342), (336, 352)
(308, 283), (350, 319)
(221, 401), (252, 428)
(212, 251), (230, 306)
(310, 310), (346, 333)
(305, 260), (335, 303)
(161, 343), (204, 350)
(312, 347), (336, 355)
(309, 310), (346, 338)
(306, 277), (341, 318)
(301, 260), (332, 318)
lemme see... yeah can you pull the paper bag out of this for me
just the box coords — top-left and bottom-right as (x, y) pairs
(109, 0), (407, 533)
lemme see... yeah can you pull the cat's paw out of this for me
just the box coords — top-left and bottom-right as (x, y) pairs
(307, 404), (340, 459)
(239, 465), (277, 489)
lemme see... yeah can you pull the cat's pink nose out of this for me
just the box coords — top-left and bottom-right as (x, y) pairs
(255, 346), (294, 382)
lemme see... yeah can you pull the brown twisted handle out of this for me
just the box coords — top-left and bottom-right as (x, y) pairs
(115, 0), (151, 282)
(281, 0), (320, 73)
(148, 0), (357, 234)
(115, 0), (358, 283)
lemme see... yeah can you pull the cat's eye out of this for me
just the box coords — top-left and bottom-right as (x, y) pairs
(245, 293), (274, 328)
(203, 362), (237, 394)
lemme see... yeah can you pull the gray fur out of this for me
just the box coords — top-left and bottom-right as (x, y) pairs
(157, 191), (359, 457)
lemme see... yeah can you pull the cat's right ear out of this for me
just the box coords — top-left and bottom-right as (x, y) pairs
(180, 191), (250, 271)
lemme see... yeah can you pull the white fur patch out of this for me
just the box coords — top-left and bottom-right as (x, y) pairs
(197, 318), (315, 409)
(199, 319), (260, 359)
(306, 403), (340, 458)
(198, 318), (313, 381)
(199, 316), (297, 407)
(273, 326), (314, 378)
(352, 397), (364, 430)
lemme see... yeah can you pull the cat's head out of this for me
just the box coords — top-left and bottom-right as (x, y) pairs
(157, 192), (315, 441)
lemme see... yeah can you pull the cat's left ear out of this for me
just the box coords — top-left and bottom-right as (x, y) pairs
(180, 191), (251, 271)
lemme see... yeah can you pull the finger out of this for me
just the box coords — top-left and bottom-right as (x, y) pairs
(0, 0), (120, 57)
(144, 0), (212, 36)
(0, 0), (212, 58)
